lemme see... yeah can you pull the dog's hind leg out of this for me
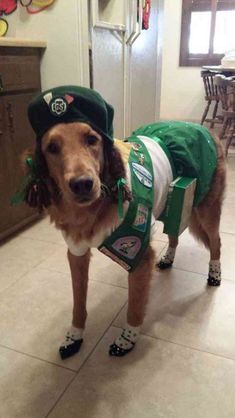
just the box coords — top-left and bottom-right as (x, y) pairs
(109, 246), (155, 357)
(188, 133), (226, 287)
(189, 204), (222, 287)
(157, 235), (178, 270)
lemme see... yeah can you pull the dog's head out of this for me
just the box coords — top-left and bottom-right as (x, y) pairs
(40, 121), (105, 206)
(25, 86), (128, 210)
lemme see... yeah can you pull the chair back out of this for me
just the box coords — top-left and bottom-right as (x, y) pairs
(214, 75), (235, 112)
(200, 70), (219, 99)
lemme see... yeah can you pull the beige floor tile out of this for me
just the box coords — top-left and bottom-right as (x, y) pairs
(0, 235), (59, 263)
(115, 268), (235, 360)
(48, 327), (235, 418)
(170, 230), (208, 275)
(37, 245), (69, 275)
(225, 183), (235, 199)
(0, 266), (127, 371)
(227, 156), (235, 184)
(0, 236), (59, 293)
(220, 232), (235, 282)
(38, 241), (167, 289)
(0, 346), (74, 418)
(152, 220), (168, 242)
(220, 197), (235, 234)
(19, 217), (65, 246)
(0, 255), (34, 294)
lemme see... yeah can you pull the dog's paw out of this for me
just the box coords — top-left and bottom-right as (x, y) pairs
(59, 339), (83, 360)
(207, 276), (221, 287)
(109, 342), (135, 357)
(157, 260), (173, 270)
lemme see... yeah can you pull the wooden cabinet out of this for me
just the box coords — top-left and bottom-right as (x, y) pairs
(0, 45), (44, 241)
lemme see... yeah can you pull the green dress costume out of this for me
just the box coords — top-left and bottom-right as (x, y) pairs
(100, 122), (217, 271)
(133, 121), (217, 206)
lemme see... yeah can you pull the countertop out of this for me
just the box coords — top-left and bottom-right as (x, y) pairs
(0, 37), (47, 48)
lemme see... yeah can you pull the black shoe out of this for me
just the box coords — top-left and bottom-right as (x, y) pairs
(59, 339), (83, 360)
(109, 342), (135, 357)
(207, 276), (221, 287)
(157, 260), (173, 270)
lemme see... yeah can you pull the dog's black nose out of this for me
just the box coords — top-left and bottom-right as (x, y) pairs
(69, 176), (94, 196)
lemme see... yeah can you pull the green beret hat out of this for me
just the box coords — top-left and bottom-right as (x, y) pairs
(28, 85), (114, 142)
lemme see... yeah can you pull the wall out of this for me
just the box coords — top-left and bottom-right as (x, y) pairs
(160, 0), (205, 122)
(4, 0), (204, 121)
(5, 0), (89, 90)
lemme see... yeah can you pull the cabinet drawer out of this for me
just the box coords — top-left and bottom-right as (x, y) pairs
(0, 49), (41, 93)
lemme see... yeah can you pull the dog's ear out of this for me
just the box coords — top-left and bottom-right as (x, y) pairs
(102, 141), (132, 202)
(25, 141), (52, 210)
(102, 142), (126, 185)
(15, 141), (60, 212)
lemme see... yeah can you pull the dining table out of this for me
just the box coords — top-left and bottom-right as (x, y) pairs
(202, 65), (235, 75)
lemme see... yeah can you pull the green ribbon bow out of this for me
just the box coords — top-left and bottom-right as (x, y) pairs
(11, 157), (37, 205)
(117, 177), (127, 221)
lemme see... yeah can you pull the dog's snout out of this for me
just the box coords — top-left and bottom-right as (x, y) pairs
(69, 176), (94, 196)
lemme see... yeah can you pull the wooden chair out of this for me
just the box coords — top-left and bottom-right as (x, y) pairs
(214, 75), (235, 156)
(200, 70), (222, 128)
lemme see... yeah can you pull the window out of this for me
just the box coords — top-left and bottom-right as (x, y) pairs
(180, 0), (235, 66)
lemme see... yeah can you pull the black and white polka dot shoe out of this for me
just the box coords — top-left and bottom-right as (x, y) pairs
(109, 341), (135, 357)
(59, 333), (83, 360)
(207, 275), (221, 287)
(157, 260), (173, 270)
(109, 329), (137, 357)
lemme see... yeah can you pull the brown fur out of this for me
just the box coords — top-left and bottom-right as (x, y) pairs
(34, 123), (226, 331)
(188, 134), (226, 260)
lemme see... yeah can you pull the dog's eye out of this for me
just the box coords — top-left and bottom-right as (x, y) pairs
(87, 135), (98, 146)
(47, 142), (60, 154)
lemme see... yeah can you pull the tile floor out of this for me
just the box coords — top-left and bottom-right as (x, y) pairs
(0, 156), (235, 418)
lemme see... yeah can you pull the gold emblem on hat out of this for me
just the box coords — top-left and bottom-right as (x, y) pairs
(50, 97), (68, 116)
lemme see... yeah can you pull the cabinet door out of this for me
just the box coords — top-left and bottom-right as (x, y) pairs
(0, 98), (14, 234)
(0, 93), (38, 238)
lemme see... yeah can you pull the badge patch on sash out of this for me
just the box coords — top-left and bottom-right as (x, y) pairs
(133, 204), (148, 232)
(138, 153), (145, 165)
(112, 236), (141, 259)
(132, 143), (142, 152)
(99, 136), (154, 272)
(132, 162), (152, 188)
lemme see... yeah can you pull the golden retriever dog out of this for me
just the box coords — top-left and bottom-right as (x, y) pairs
(24, 87), (226, 359)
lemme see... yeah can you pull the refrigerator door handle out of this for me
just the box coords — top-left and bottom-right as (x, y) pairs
(126, 0), (137, 44)
(126, 0), (143, 45)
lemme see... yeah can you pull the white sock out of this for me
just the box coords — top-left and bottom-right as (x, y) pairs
(161, 246), (176, 264)
(209, 260), (221, 281)
(61, 325), (84, 348)
(114, 324), (140, 350)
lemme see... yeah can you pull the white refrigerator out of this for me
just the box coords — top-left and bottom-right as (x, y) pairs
(89, 0), (163, 139)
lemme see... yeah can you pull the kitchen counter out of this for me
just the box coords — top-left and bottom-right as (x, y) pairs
(0, 37), (47, 48)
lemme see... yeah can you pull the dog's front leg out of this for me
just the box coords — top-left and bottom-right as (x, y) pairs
(59, 249), (90, 359)
(109, 246), (155, 357)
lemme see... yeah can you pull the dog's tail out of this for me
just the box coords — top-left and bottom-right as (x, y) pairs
(188, 210), (210, 249)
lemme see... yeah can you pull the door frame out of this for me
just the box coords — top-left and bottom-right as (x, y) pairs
(77, 0), (90, 88)
(124, 0), (165, 136)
